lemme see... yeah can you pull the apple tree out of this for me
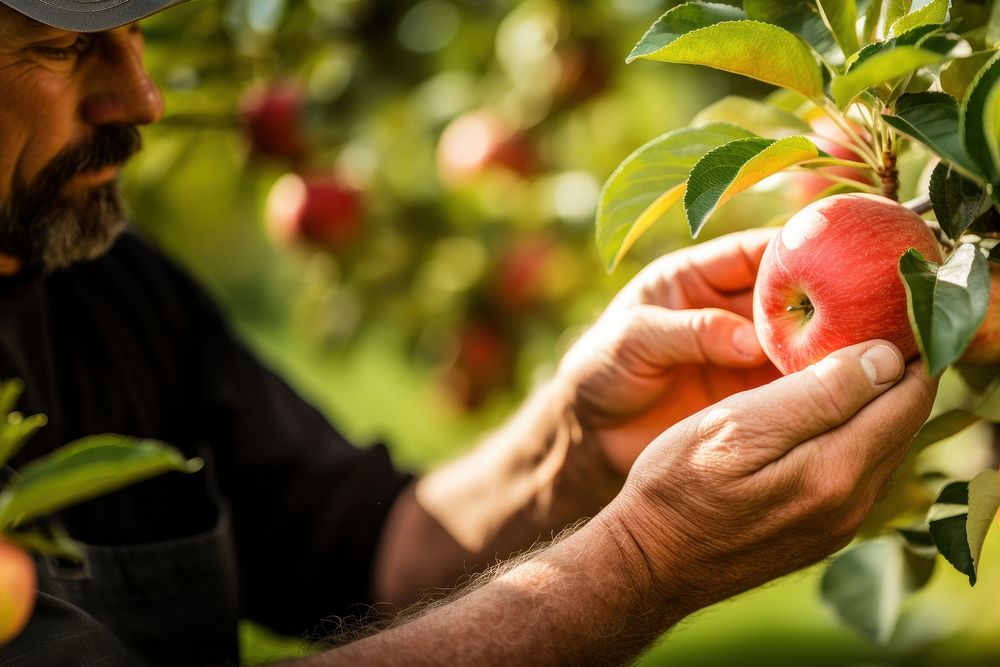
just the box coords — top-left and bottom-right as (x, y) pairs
(596, 0), (1000, 644)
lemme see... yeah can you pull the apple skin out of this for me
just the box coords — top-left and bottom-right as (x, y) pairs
(753, 193), (942, 375)
(239, 82), (309, 164)
(265, 173), (363, 250)
(0, 541), (35, 645)
(959, 263), (1000, 366)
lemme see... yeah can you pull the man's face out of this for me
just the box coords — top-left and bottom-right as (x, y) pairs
(0, 7), (163, 272)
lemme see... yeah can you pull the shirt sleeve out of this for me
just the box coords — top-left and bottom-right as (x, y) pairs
(150, 239), (414, 636)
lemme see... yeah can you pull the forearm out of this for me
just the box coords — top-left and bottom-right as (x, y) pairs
(374, 381), (623, 606)
(302, 511), (682, 666)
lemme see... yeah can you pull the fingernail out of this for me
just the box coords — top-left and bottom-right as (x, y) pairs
(860, 345), (902, 385)
(732, 323), (762, 358)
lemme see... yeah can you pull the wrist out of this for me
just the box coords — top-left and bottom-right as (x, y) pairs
(597, 492), (700, 623)
(589, 502), (691, 634)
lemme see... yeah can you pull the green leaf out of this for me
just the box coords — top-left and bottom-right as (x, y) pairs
(817, 0), (862, 56)
(968, 469), (1000, 576)
(864, 0), (886, 43)
(832, 45), (952, 108)
(627, 8), (824, 100)
(941, 51), (1000, 107)
(899, 244), (991, 376)
(961, 50), (1000, 184)
(888, 0), (950, 38)
(0, 379), (23, 418)
(744, 0), (842, 62)
(0, 378), (46, 469)
(4, 522), (84, 561)
(886, 0), (915, 29)
(683, 135), (827, 237)
(883, 92), (980, 175)
(0, 413), (47, 471)
(0, 436), (203, 529)
(821, 536), (935, 644)
(628, 2), (745, 61)
(929, 161), (992, 240)
(908, 409), (982, 457)
(691, 95), (812, 137)
(927, 471), (1000, 586)
(595, 123), (753, 271)
(988, 1), (1000, 48)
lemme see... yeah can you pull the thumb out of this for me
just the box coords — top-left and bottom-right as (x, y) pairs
(628, 305), (769, 368)
(730, 340), (905, 462)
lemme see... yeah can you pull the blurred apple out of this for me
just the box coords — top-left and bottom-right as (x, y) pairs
(0, 540), (34, 645)
(960, 263), (1000, 366)
(436, 110), (538, 187)
(788, 115), (873, 204)
(239, 81), (309, 164)
(490, 236), (556, 315)
(266, 173), (363, 250)
(441, 318), (515, 410)
(554, 41), (612, 104)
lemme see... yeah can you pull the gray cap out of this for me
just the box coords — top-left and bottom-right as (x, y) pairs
(0, 0), (188, 32)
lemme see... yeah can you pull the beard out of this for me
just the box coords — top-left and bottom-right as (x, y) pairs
(0, 125), (143, 273)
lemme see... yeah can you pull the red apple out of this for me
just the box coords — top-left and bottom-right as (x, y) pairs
(753, 193), (942, 375)
(959, 263), (1000, 365)
(441, 319), (515, 410)
(239, 81), (309, 164)
(788, 115), (873, 204)
(0, 540), (34, 645)
(436, 110), (538, 187)
(489, 236), (557, 315)
(266, 173), (363, 250)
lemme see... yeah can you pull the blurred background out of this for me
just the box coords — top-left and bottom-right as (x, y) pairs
(127, 0), (1000, 664)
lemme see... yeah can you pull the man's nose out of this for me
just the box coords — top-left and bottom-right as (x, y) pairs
(80, 29), (164, 127)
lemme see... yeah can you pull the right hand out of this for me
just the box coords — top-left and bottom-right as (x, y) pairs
(604, 340), (937, 614)
(0, 540), (35, 645)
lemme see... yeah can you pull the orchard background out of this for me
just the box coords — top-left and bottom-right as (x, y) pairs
(120, 0), (1000, 664)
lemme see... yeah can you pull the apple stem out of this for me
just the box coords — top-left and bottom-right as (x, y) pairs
(786, 298), (814, 319)
(879, 147), (899, 201)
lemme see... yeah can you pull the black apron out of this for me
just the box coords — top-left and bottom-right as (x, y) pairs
(1, 511), (240, 666)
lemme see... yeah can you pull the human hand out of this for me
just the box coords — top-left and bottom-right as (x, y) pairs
(0, 540), (35, 645)
(603, 341), (936, 614)
(557, 228), (781, 475)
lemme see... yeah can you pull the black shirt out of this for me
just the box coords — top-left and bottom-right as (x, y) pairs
(0, 231), (412, 665)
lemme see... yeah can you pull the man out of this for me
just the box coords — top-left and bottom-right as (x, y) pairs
(0, 0), (937, 665)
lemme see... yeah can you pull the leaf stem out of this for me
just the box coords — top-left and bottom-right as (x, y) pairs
(820, 100), (883, 169)
(789, 167), (883, 194)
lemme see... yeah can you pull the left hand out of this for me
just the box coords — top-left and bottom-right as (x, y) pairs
(556, 228), (781, 475)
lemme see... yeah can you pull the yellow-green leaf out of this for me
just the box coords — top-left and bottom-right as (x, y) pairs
(968, 469), (1000, 576)
(832, 45), (948, 107)
(888, 0), (950, 38)
(628, 18), (824, 100)
(684, 135), (825, 237)
(595, 123), (753, 272)
(817, 0), (861, 57)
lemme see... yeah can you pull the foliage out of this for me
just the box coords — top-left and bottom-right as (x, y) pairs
(597, 0), (1000, 647)
(0, 379), (202, 560)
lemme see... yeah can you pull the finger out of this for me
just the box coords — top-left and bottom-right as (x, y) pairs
(831, 359), (937, 482)
(726, 340), (905, 462)
(624, 305), (771, 369)
(683, 227), (779, 293)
